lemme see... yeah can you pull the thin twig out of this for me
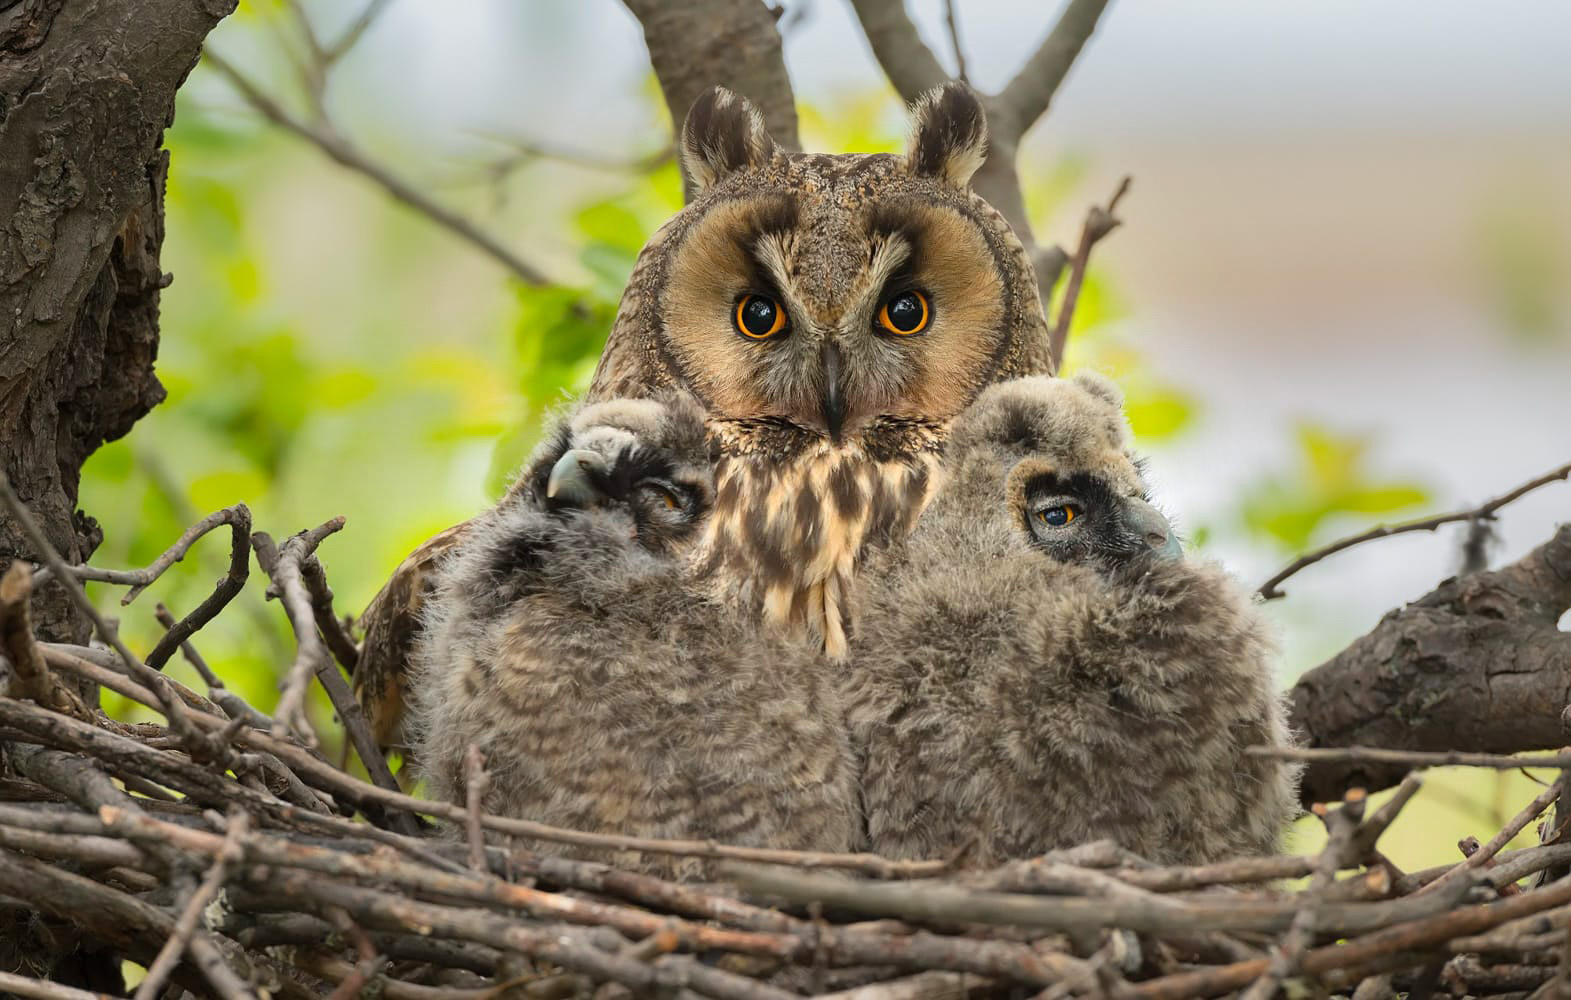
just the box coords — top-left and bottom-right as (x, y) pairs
(943, 0), (967, 83)
(134, 808), (253, 1000)
(1252, 745), (1571, 772)
(202, 48), (563, 292)
(1258, 459), (1571, 600)
(252, 521), (415, 833)
(1240, 792), (1366, 999)
(464, 744), (488, 872)
(1418, 775), (1565, 898)
(1048, 175), (1130, 366)
(324, 0), (396, 64)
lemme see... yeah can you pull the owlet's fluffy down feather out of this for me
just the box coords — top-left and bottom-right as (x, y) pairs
(845, 374), (1302, 866)
(409, 395), (857, 879)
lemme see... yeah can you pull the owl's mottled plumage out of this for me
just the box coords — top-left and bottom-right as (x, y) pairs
(844, 374), (1301, 866)
(409, 396), (856, 878)
(587, 83), (1052, 654)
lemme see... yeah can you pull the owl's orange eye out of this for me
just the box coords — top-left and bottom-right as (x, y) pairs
(877, 290), (930, 336)
(734, 295), (788, 339)
(1036, 503), (1080, 527)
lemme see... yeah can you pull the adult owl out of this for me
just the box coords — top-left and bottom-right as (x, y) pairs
(843, 374), (1301, 866)
(355, 81), (1051, 746)
(409, 395), (857, 878)
(587, 82), (1052, 656)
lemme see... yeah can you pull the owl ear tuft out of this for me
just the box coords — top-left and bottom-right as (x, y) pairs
(680, 87), (777, 194)
(906, 82), (988, 188)
(1069, 372), (1124, 410)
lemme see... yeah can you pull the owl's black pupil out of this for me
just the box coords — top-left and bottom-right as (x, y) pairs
(1042, 507), (1069, 526)
(887, 292), (923, 331)
(741, 297), (777, 335)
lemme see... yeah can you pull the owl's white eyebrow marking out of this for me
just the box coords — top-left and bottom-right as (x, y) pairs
(867, 233), (913, 296)
(751, 233), (794, 298)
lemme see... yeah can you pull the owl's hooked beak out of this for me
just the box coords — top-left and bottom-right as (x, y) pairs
(1125, 497), (1183, 561)
(546, 449), (612, 509)
(820, 340), (845, 443)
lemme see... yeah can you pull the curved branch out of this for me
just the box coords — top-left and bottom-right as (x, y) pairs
(1259, 460), (1571, 600)
(202, 50), (560, 290)
(847, 0), (950, 100)
(991, 0), (1112, 143)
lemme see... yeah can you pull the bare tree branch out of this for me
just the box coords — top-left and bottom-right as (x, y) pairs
(1049, 175), (1130, 363)
(990, 0), (1112, 143)
(202, 49), (561, 290)
(1259, 459), (1571, 600)
(847, 0), (949, 100)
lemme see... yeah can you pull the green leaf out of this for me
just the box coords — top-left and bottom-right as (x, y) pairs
(1124, 389), (1195, 441)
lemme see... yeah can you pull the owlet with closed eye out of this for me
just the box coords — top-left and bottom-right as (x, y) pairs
(588, 82), (1052, 655)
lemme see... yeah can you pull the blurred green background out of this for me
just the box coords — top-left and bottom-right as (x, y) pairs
(77, 1), (1571, 872)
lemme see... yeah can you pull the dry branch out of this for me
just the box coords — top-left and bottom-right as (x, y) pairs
(1259, 459), (1571, 600)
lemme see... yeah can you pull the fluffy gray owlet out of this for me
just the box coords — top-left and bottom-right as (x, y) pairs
(409, 394), (857, 878)
(843, 374), (1301, 866)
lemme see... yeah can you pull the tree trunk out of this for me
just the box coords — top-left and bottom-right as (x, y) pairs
(0, 0), (234, 644)
(0, 0), (233, 984)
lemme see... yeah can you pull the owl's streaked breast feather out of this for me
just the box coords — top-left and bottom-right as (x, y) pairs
(698, 417), (943, 656)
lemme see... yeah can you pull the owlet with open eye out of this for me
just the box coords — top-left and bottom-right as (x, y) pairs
(845, 374), (1301, 866)
(586, 82), (1053, 655)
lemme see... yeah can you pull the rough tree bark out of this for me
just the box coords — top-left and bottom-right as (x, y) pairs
(0, 0), (235, 646)
(0, 0), (233, 987)
(620, 0), (800, 173)
(1290, 524), (1571, 805)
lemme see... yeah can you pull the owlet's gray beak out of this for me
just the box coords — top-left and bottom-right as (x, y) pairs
(1125, 497), (1183, 561)
(546, 449), (611, 509)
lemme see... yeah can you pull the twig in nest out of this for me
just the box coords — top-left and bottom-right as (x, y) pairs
(1240, 790), (1367, 999)
(31, 503), (253, 671)
(153, 603), (275, 731)
(252, 520), (414, 832)
(1251, 744), (1571, 772)
(134, 807), (253, 1000)
(1417, 774), (1565, 898)
(1258, 459), (1571, 600)
(1048, 175), (1131, 367)
(0, 470), (221, 763)
(465, 744), (489, 872)
(0, 563), (83, 715)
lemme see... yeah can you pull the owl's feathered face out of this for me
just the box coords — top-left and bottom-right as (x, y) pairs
(585, 84), (1053, 654)
(589, 83), (1051, 442)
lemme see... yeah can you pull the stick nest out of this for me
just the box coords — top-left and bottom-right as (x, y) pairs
(2, 496), (1570, 1000)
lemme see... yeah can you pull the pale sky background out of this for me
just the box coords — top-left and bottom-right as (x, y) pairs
(202, 0), (1571, 679)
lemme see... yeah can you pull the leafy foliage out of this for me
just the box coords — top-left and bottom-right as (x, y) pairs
(1238, 423), (1431, 551)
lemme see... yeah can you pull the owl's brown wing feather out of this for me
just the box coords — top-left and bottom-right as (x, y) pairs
(354, 520), (476, 752)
